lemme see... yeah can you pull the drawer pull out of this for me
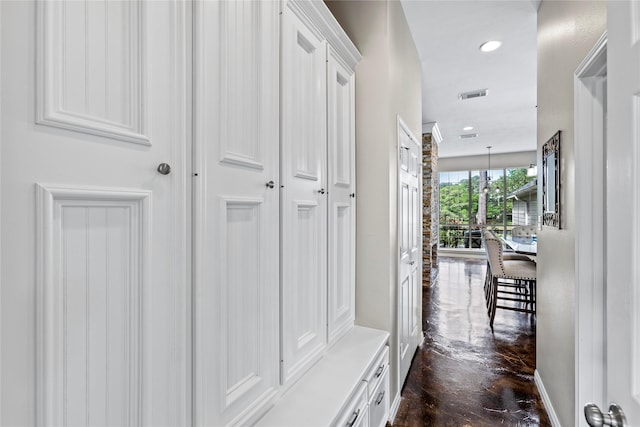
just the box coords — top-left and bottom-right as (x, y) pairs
(375, 365), (384, 378)
(346, 408), (360, 427)
(375, 390), (385, 405)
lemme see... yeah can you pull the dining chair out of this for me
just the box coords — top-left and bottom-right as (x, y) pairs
(511, 225), (537, 238)
(485, 229), (532, 261)
(481, 230), (532, 311)
(484, 233), (537, 332)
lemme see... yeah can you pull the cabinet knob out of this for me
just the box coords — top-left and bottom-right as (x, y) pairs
(318, 188), (326, 195)
(350, 193), (355, 198)
(266, 180), (275, 189)
(157, 163), (171, 175)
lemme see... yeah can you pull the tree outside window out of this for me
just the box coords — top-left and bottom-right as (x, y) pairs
(439, 168), (534, 248)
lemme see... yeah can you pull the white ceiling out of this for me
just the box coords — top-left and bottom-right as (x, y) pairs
(401, 0), (538, 158)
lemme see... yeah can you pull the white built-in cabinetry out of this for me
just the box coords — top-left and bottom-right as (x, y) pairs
(326, 39), (358, 346)
(280, 0), (358, 386)
(194, 1), (281, 425)
(280, 4), (329, 385)
(195, 0), (385, 425)
(257, 327), (390, 427)
(4, 0), (389, 425)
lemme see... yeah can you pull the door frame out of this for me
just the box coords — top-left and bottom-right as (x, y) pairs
(574, 32), (607, 424)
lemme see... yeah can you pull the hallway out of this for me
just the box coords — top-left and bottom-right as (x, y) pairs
(393, 257), (550, 426)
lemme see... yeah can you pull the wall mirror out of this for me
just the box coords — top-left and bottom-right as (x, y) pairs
(542, 131), (561, 228)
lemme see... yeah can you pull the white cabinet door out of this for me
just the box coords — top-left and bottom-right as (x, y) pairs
(397, 119), (421, 387)
(327, 47), (356, 345)
(280, 6), (328, 386)
(2, 1), (189, 425)
(193, 1), (281, 425)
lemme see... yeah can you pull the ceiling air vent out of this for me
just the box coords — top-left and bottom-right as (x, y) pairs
(459, 133), (478, 139)
(458, 89), (488, 100)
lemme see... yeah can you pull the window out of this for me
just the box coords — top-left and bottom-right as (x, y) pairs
(439, 168), (536, 249)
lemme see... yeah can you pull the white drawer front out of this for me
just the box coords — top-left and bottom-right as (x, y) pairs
(367, 365), (390, 427)
(333, 382), (368, 427)
(364, 345), (389, 398)
(352, 404), (369, 427)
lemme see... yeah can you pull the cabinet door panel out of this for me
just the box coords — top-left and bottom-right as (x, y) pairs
(280, 6), (327, 386)
(193, 1), (280, 425)
(19, 2), (189, 425)
(327, 49), (356, 344)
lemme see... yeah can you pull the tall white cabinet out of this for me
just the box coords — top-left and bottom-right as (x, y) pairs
(14, 1), (191, 425)
(195, 0), (364, 425)
(280, 1), (358, 387)
(193, 1), (281, 425)
(279, 5), (329, 386)
(327, 45), (357, 345)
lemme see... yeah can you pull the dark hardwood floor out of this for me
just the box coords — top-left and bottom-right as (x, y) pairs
(393, 257), (551, 426)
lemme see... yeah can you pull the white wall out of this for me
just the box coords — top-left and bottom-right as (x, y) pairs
(536, 1), (606, 426)
(325, 0), (422, 407)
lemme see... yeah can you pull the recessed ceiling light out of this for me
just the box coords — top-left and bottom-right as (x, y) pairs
(463, 126), (474, 131)
(479, 40), (502, 52)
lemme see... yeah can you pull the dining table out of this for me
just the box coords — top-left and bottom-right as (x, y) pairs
(502, 236), (537, 256)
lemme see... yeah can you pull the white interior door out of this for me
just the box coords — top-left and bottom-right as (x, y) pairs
(1, 1), (189, 425)
(574, 33), (607, 425)
(398, 118), (421, 387)
(280, 6), (328, 387)
(605, 1), (640, 423)
(192, 0), (281, 425)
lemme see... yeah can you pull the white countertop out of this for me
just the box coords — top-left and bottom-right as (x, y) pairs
(256, 325), (390, 427)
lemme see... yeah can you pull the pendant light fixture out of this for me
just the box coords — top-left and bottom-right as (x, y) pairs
(483, 146), (492, 194)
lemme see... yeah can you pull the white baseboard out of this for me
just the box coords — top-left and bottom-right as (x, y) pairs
(534, 369), (562, 427)
(389, 392), (401, 424)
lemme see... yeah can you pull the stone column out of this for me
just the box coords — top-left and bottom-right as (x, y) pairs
(422, 132), (439, 287)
